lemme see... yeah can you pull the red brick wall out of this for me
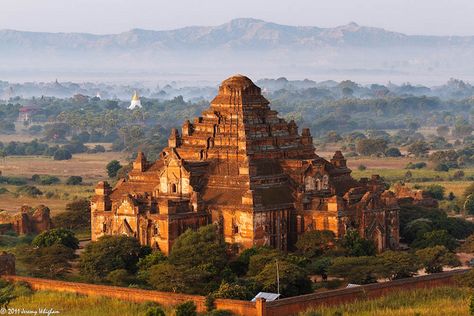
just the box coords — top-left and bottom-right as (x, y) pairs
(265, 269), (467, 316)
(2, 269), (467, 316)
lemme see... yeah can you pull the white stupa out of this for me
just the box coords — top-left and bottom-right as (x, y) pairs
(129, 91), (142, 109)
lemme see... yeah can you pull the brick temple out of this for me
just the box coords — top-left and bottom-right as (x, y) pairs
(91, 75), (399, 254)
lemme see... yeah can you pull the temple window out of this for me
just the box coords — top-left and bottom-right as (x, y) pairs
(153, 225), (159, 236)
(102, 223), (107, 232)
(171, 183), (177, 193)
(304, 176), (315, 191)
(322, 175), (329, 189)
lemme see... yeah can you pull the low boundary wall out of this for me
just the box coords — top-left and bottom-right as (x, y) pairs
(2, 269), (468, 316)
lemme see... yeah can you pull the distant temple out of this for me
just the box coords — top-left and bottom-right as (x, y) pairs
(129, 91), (142, 109)
(92, 75), (400, 254)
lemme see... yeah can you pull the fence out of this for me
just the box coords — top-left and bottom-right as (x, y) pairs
(2, 269), (468, 316)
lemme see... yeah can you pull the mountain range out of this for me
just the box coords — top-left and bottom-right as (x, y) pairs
(1, 18), (474, 84)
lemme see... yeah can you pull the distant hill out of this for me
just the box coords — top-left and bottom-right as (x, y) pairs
(1, 18), (474, 83)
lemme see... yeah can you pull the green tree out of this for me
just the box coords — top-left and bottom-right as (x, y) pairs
(32, 228), (79, 249)
(53, 148), (72, 160)
(407, 141), (430, 157)
(106, 269), (133, 286)
(137, 251), (167, 281)
(147, 262), (187, 293)
(254, 260), (313, 297)
(412, 230), (459, 251)
(415, 245), (460, 273)
(308, 257), (332, 281)
(328, 256), (382, 284)
(79, 235), (150, 281)
(169, 225), (227, 270)
(339, 230), (376, 257)
(378, 250), (420, 280)
(212, 281), (254, 300)
(52, 198), (91, 231)
(295, 230), (336, 259)
(16, 244), (76, 278)
(425, 184), (445, 200)
(66, 176), (83, 185)
(459, 234), (474, 253)
(106, 160), (122, 178)
(385, 147), (402, 157)
(465, 194), (474, 215)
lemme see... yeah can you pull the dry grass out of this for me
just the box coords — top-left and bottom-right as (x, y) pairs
(0, 152), (127, 181)
(0, 152), (127, 213)
(299, 286), (471, 316)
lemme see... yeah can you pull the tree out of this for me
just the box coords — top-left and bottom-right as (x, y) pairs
(412, 230), (459, 251)
(16, 244), (76, 278)
(295, 230), (336, 259)
(415, 245), (460, 273)
(79, 235), (150, 281)
(465, 194), (474, 215)
(247, 247), (282, 277)
(436, 125), (450, 137)
(308, 257), (332, 281)
(378, 251), (420, 280)
(458, 234), (474, 253)
(425, 184), (445, 200)
(53, 148), (72, 160)
(32, 228), (79, 249)
(106, 269), (134, 286)
(356, 139), (388, 156)
(169, 225), (228, 271)
(407, 141), (430, 157)
(254, 260), (313, 297)
(137, 251), (167, 281)
(212, 281), (254, 300)
(147, 262), (188, 293)
(328, 256), (382, 284)
(106, 160), (122, 178)
(52, 199), (91, 230)
(166, 225), (229, 294)
(339, 230), (376, 257)
(385, 147), (402, 157)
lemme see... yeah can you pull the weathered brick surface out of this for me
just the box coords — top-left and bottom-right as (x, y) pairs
(2, 270), (466, 316)
(91, 75), (400, 254)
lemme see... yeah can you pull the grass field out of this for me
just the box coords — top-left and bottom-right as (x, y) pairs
(7, 290), (169, 316)
(0, 152), (127, 213)
(300, 286), (472, 316)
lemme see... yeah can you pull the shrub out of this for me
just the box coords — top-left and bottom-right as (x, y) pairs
(106, 269), (133, 286)
(385, 147), (402, 157)
(357, 164), (367, 171)
(406, 162), (427, 169)
(175, 301), (197, 316)
(145, 306), (165, 316)
(106, 160), (122, 178)
(32, 228), (79, 249)
(425, 184), (445, 200)
(16, 185), (42, 196)
(66, 176), (83, 185)
(434, 163), (449, 172)
(53, 149), (72, 160)
(32, 174), (60, 185)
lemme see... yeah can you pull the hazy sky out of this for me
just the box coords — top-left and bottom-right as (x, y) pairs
(1, 0), (473, 36)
